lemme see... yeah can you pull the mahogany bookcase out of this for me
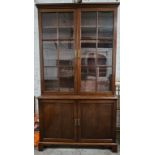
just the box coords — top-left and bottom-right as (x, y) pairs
(36, 3), (119, 152)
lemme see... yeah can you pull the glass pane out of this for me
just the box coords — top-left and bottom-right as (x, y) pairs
(59, 42), (74, 52)
(81, 71), (96, 92)
(42, 28), (57, 40)
(59, 78), (74, 92)
(97, 56), (107, 66)
(59, 67), (74, 92)
(81, 66), (96, 77)
(44, 67), (59, 91)
(81, 42), (96, 48)
(81, 80), (96, 92)
(98, 12), (113, 27)
(59, 60), (73, 66)
(44, 67), (58, 80)
(44, 80), (59, 91)
(59, 13), (73, 27)
(42, 13), (57, 28)
(81, 12), (97, 27)
(97, 67), (112, 91)
(97, 48), (112, 66)
(98, 28), (113, 38)
(59, 28), (73, 39)
(81, 53), (96, 66)
(59, 42), (74, 62)
(98, 40), (113, 48)
(43, 41), (57, 66)
(81, 28), (96, 40)
(81, 47), (96, 65)
(59, 66), (74, 77)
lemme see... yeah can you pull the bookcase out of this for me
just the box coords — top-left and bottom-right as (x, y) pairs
(37, 3), (119, 152)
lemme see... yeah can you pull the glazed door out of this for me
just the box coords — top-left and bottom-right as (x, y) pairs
(79, 9), (116, 94)
(39, 100), (77, 142)
(78, 100), (116, 143)
(40, 10), (77, 94)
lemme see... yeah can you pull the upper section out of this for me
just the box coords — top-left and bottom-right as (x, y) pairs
(35, 0), (120, 5)
(37, 4), (119, 96)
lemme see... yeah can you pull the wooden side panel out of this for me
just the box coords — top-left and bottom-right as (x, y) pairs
(79, 100), (116, 142)
(39, 100), (76, 142)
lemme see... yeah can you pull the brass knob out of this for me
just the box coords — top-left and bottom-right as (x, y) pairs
(77, 50), (80, 59)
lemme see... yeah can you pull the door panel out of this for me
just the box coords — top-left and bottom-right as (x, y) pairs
(40, 100), (76, 142)
(78, 100), (116, 142)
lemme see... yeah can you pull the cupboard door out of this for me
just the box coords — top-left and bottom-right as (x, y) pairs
(80, 11), (114, 93)
(39, 100), (77, 142)
(41, 11), (76, 93)
(78, 100), (116, 142)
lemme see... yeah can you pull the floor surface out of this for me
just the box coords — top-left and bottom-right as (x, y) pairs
(34, 147), (120, 155)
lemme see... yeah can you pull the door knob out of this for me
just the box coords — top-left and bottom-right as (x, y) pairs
(74, 118), (80, 126)
(77, 118), (80, 126)
(74, 118), (78, 126)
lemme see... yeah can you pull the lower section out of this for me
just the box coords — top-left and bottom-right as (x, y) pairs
(38, 142), (117, 153)
(38, 96), (118, 152)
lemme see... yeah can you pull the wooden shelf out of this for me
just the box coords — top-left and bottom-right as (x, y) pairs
(81, 26), (96, 28)
(42, 39), (74, 41)
(81, 65), (112, 67)
(42, 27), (57, 29)
(43, 26), (74, 29)
(80, 38), (113, 41)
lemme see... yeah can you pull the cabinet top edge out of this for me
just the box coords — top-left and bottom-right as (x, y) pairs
(37, 95), (118, 100)
(36, 3), (120, 9)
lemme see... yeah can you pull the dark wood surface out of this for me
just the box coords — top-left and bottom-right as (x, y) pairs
(40, 100), (76, 141)
(38, 95), (117, 100)
(78, 100), (115, 142)
(36, 3), (120, 9)
(38, 99), (117, 152)
(38, 141), (117, 152)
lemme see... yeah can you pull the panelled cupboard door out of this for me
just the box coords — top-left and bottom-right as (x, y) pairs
(78, 100), (116, 143)
(39, 100), (77, 142)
